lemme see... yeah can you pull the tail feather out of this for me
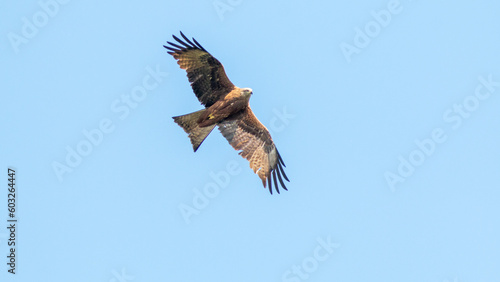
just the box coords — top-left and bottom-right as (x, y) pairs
(173, 109), (215, 152)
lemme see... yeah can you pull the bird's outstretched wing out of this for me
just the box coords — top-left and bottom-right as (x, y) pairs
(218, 107), (289, 194)
(164, 32), (235, 107)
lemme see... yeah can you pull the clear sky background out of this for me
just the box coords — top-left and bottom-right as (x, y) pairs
(1, 0), (499, 281)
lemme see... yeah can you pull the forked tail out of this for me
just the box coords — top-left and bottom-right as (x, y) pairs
(172, 109), (216, 152)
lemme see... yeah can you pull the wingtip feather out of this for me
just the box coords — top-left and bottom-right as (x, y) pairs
(192, 37), (207, 52)
(277, 162), (289, 182)
(276, 167), (287, 191)
(180, 32), (196, 47)
(267, 176), (273, 194)
(171, 35), (189, 49)
(272, 170), (280, 194)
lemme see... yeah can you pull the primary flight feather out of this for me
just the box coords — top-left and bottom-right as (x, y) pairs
(164, 32), (289, 194)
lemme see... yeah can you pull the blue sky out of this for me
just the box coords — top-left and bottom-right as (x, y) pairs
(1, 0), (500, 281)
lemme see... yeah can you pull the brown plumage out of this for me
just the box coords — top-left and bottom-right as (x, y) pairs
(164, 32), (289, 194)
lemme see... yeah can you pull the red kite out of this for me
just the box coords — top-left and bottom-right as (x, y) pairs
(164, 32), (289, 194)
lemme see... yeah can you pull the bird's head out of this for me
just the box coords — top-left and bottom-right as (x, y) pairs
(241, 88), (253, 99)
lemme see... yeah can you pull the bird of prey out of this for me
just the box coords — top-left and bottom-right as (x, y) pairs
(164, 32), (289, 194)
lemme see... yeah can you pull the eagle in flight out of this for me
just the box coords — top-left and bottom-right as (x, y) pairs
(164, 32), (289, 194)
